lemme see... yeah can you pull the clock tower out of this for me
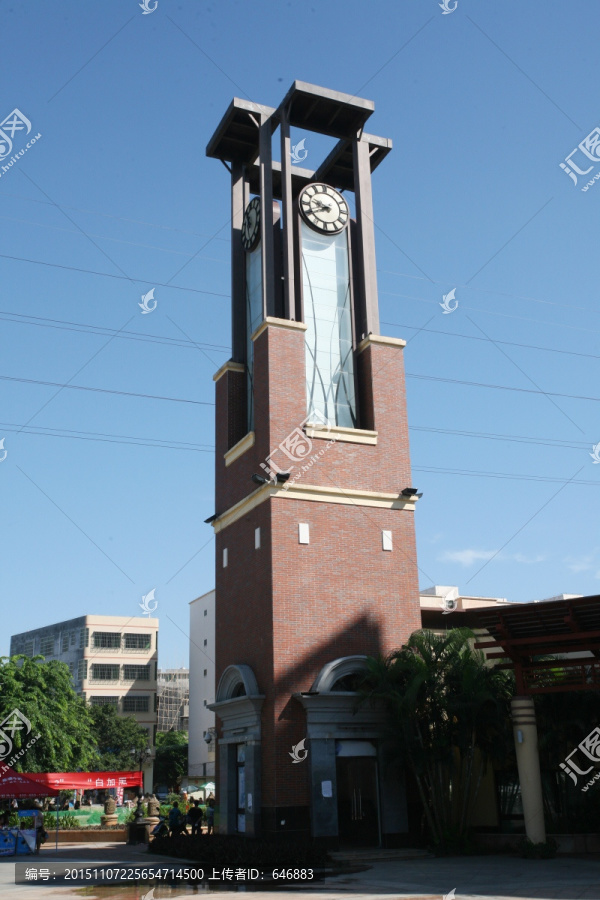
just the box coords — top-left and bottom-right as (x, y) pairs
(206, 82), (422, 846)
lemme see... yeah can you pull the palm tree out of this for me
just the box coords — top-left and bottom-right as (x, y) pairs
(361, 628), (514, 850)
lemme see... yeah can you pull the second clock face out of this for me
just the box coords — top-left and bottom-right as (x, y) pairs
(241, 197), (261, 251)
(299, 183), (349, 234)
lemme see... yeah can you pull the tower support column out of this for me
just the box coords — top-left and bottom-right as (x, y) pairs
(511, 696), (546, 844)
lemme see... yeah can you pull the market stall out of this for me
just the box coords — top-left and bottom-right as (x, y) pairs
(0, 767), (59, 855)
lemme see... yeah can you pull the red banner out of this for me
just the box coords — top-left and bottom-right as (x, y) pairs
(26, 771), (143, 791)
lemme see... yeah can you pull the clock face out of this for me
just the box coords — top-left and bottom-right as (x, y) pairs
(299, 183), (349, 234)
(241, 197), (261, 252)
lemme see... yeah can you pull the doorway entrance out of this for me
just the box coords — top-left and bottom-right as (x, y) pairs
(336, 743), (380, 846)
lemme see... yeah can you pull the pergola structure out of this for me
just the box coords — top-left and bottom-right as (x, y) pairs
(464, 595), (600, 693)
(423, 594), (600, 844)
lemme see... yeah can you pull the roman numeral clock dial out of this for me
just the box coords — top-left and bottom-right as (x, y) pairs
(299, 183), (349, 234)
(241, 197), (261, 251)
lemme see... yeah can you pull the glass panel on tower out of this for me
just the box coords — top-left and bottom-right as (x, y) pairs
(301, 221), (356, 428)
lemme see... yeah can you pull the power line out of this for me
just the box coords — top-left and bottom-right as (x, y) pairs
(410, 425), (590, 451)
(0, 213), (230, 262)
(0, 253), (229, 297)
(0, 374), (215, 406)
(2, 194), (230, 242)
(0, 309), (230, 352)
(406, 372), (600, 405)
(0, 422), (213, 452)
(383, 320), (600, 364)
(380, 289), (600, 337)
(5, 194), (598, 318)
(413, 465), (600, 487)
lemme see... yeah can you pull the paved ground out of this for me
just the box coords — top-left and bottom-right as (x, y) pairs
(1, 841), (600, 899)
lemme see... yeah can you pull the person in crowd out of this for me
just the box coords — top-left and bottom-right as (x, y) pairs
(205, 797), (215, 836)
(187, 799), (203, 836)
(32, 806), (45, 854)
(168, 801), (186, 836)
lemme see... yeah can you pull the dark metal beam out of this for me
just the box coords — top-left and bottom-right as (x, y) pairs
(352, 135), (379, 337)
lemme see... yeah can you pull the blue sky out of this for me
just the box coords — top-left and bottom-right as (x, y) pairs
(1, 0), (599, 667)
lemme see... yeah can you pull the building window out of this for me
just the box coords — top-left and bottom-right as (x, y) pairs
(77, 660), (88, 682)
(154, 694), (158, 712)
(254, 527), (261, 550)
(203, 700), (207, 707)
(90, 696), (119, 707)
(298, 523), (310, 544)
(204, 669), (207, 677)
(382, 530), (393, 551)
(91, 664), (120, 681)
(203, 639), (207, 646)
(61, 633), (69, 653)
(204, 610), (207, 617)
(123, 696), (150, 713)
(70, 632), (76, 646)
(23, 641), (34, 657)
(40, 636), (55, 657)
(93, 632), (121, 649)
(79, 628), (89, 649)
(223, 548), (228, 568)
(123, 665), (150, 681)
(124, 633), (151, 650)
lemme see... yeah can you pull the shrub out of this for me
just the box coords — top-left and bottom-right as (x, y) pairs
(518, 837), (558, 859)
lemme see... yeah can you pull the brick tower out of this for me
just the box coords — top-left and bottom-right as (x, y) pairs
(206, 83), (422, 846)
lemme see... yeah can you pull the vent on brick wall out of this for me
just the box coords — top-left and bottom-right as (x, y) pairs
(255, 527), (261, 550)
(299, 523), (310, 545)
(223, 548), (228, 567)
(382, 530), (393, 551)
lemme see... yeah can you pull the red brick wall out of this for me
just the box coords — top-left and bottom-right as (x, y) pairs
(214, 321), (421, 812)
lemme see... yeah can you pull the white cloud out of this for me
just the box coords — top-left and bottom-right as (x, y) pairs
(512, 553), (546, 564)
(439, 550), (546, 568)
(439, 549), (497, 567)
(564, 552), (599, 574)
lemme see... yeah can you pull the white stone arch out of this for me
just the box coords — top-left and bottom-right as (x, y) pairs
(215, 663), (260, 702)
(310, 655), (369, 693)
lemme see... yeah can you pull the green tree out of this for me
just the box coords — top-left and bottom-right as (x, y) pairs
(88, 704), (149, 771)
(0, 655), (96, 772)
(153, 730), (188, 791)
(361, 629), (514, 850)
